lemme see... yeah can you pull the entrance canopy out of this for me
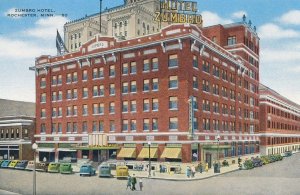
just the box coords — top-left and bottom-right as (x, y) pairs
(117, 148), (136, 158)
(161, 148), (181, 159)
(137, 148), (158, 158)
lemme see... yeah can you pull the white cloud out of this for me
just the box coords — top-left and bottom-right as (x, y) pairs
(4, 8), (24, 19)
(201, 11), (233, 27)
(231, 11), (247, 19)
(23, 16), (68, 40)
(258, 23), (299, 39)
(278, 10), (300, 25)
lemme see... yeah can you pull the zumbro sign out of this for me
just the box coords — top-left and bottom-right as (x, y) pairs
(88, 41), (108, 51)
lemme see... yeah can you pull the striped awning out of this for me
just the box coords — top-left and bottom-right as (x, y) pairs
(117, 148), (136, 158)
(137, 148), (158, 159)
(160, 148), (181, 159)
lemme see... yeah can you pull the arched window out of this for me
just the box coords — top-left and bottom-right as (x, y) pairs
(114, 23), (117, 29)
(119, 22), (123, 28)
(124, 21), (127, 26)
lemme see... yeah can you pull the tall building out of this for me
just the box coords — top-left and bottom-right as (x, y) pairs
(32, 16), (260, 164)
(0, 99), (35, 160)
(259, 84), (300, 155)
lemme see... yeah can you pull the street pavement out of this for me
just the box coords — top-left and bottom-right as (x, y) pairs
(0, 153), (299, 195)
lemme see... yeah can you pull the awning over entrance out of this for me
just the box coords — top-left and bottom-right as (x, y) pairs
(137, 148), (158, 158)
(37, 148), (55, 152)
(202, 145), (231, 150)
(160, 148), (181, 159)
(117, 148), (136, 158)
(57, 148), (77, 152)
(75, 145), (120, 150)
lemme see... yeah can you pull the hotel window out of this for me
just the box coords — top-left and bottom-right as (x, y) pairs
(41, 124), (46, 133)
(73, 89), (78, 99)
(152, 78), (159, 91)
(58, 75), (62, 85)
(193, 55), (198, 68)
(109, 84), (115, 95)
(1, 129), (3, 138)
(93, 86), (98, 97)
(227, 36), (236, 46)
(73, 123), (78, 133)
(222, 104), (228, 115)
(203, 119), (210, 130)
(93, 68), (98, 79)
(41, 93), (46, 103)
(58, 91), (62, 101)
(212, 36), (217, 43)
(67, 106), (72, 116)
(99, 85), (104, 96)
(143, 59), (150, 72)
(131, 120), (137, 131)
(193, 97), (198, 110)
(122, 82), (129, 94)
(122, 120), (128, 131)
(202, 100), (210, 112)
(194, 117), (198, 130)
(168, 54), (178, 68)
(122, 101), (128, 113)
(52, 76), (57, 85)
(83, 88), (88, 98)
(152, 58), (158, 71)
(73, 106), (78, 116)
(213, 102), (219, 113)
(143, 79), (150, 91)
(109, 102), (115, 114)
(110, 121), (115, 131)
(83, 104), (88, 116)
(143, 119), (150, 131)
(213, 65), (220, 78)
(66, 73), (72, 83)
(82, 70), (88, 81)
(51, 124), (56, 133)
(40, 77), (46, 88)
(169, 117), (178, 130)
(202, 80), (210, 92)
(109, 65), (115, 77)
(152, 98), (159, 111)
(92, 121), (97, 132)
(130, 62), (137, 74)
(41, 109), (46, 118)
(99, 121), (104, 132)
(222, 70), (228, 81)
(58, 107), (62, 117)
(222, 87), (228, 98)
(169, 76), (178, 89)
(213, 84), (219, 95)
(131, 100), (137, 112)
(99, 67), (104, 78)
(152, 118), (158, 131)
(202, 60), (210, 73)
(130, 81), (137, 93)
(122, 63), (129, 75)
(169, 96), (178, 110)
(230, 90), (235, 100)
(52, 108), (56, 117)
(82, 122), (87, 132)
(66, 123), (71, 132)
(250, 97), (254, 106)
(193, 76), (198, 89)
(73, 72), (78, 82)
(52, 92), (57, 101)
(99, 103), (104, 114)
(93, 104), (98, 114)
(143, 99), (150, 112)
(213, 120), (220, 131)
(67, 89), (72, 99)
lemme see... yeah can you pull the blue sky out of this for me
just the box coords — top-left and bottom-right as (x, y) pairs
(0, 0), (300, 105)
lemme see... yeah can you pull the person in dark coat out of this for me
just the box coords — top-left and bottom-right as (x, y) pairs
(131, 174), (137, 191)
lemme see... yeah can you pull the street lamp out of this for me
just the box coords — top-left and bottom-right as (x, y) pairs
(216, 134), (220, 164)
(32, 143), (38, 195)
(148, 141), (151, 177)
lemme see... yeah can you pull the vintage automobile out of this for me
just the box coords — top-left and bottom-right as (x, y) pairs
(79, 164), (96, 177)
(48, 162), (60, 173)
(0, 160), (4, 167)
(115, 165), (129, 179)
(36, 162), (49, 172)
(15, 160), (29, 170)
(98, 163), (112, 177)
(25, 161), (34, 171)
(60, 163), (73, 174)
(8, 160), (20, 168)
(283, 151), (293, 157)
(251, 157), (263, 167)
(0, 160), (11, 168)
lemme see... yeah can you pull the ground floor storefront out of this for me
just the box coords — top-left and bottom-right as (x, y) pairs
(0, 143), (33, 160)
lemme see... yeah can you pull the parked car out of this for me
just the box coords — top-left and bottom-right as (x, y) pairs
(8, 160), (20, 168)
(60, 163), (73, 174)
(48, 162), (60, 173)
(36, 162), (49, 172)
(79, 164), (96, 177)
(115, 165), (128, 179)
(98, 163), (112, 177)
(25, 161), (34, 171)
(0, 160), (11, 168)
(252, 157), (263, 167)
(283, 151), (292, 157)
(260, 156), (270, 165)
(15, 160), (29, 170)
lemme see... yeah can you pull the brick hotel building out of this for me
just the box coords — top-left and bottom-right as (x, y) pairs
(259, 84), (300, 155)
(31, 21), (261, 164)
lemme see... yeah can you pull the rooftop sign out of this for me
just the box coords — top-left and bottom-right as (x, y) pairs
(155, 0), (202, 25)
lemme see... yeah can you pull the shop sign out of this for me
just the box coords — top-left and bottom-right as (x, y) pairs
(88, 41), (108, 52)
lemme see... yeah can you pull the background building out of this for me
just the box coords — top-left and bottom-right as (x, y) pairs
(259, 84), (300, 155)
(0, 99), (35, 160)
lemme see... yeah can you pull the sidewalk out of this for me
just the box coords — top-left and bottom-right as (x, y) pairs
(111, 164), (240, 181)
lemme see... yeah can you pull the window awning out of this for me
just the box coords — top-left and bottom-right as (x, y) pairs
(117, 148), (136, 158)
(137, 148), (158, 159)
(37, 148), (55, 152)
(202, 145), (231, 150)
(160, 147), (181, 159)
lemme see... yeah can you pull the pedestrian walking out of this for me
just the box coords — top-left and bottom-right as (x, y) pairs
(191, 165), (196, 177)
(126, 175), (132, 190)
(199, 162), (203, 173)
(186, 166), (191, 178)
(139, 178), (143, 191)
(205, 162), (209, 172)
(131, 174), (137, 191)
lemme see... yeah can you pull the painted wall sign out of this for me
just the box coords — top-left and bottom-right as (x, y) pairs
(88, 41), (108, 52)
